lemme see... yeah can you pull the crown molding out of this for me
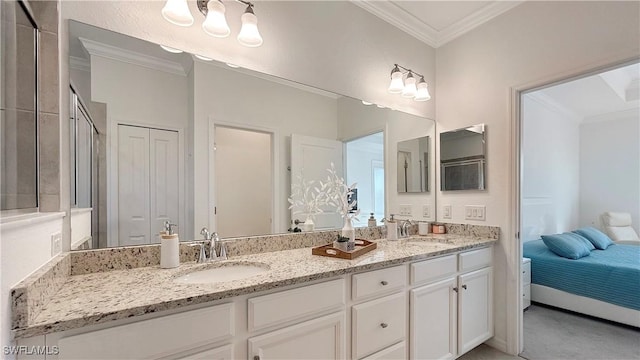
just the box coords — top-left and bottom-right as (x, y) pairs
(78, 37), (187, 76)
(438, 1), (525, 46)
(350, 1), (438, 48)
(69, 56), (90, 72)
(352, 1), (523, 48)
(582, 108), (639, 124)
(526, 92), (582, 123)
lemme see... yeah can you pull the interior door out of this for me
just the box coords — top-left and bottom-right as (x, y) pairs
(118, 125), (150, 246)
(290, 134), (343, 230)
(150, 129), (179, 241)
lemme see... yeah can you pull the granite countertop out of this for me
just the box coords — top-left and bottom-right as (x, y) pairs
(13, 234), (496, 339)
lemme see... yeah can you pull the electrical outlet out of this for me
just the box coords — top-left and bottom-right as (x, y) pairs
(399, 204), (412, 216)
(422, 205), (431, 218)
(464, 205), (486, 221)
(443, 205), (452, 219)
(51, 232), (62, 256)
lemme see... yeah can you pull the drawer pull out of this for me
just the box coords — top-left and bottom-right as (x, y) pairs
(522, 271), (526, 274)
(380, 280), (388, 286)
(380, 323), (388, 328)
(462, 284), (467, 290)
(453, 287), (458, 293)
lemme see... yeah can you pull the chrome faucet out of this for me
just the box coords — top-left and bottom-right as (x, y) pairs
(200, 227), (217, 260)
(399, 220), (413, 238)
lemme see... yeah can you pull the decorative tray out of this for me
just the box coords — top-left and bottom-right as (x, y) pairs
(312, 239), (377, 260)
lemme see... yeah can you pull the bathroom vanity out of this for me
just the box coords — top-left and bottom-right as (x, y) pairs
(12, 231), (496, 360)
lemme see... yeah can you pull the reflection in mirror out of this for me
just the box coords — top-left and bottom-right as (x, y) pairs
(440, 124), (486, 191)
(66, 20), (435, 248)
(397, 136), (429, 193)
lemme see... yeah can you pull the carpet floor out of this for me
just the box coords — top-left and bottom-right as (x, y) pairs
(521, 304), (640, 360)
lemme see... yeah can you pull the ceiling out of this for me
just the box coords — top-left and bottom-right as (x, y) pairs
(352, 0), (524, 48)
(534, 63), (640, 122)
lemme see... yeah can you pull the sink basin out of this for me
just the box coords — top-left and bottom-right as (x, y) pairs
(174, 262), (270, 284)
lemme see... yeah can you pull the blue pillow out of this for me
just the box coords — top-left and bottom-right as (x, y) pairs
(573, 227), (614, 250)
(570, 232), (595, 251)
(541, 233), (591, 259)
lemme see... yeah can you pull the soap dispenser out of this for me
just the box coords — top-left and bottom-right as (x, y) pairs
(386, 214), (398, 241)
(160, 221), (180, 269)
(368, 213), (377, 227)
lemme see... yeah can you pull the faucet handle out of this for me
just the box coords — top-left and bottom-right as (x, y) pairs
(200, 227), (211, 240)
(218, 242), (228, 260)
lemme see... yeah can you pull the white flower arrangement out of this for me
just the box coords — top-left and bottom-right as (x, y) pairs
(322, 162), (360, 222)
(287, 171), (327, 219)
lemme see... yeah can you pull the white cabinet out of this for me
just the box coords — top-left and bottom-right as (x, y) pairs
(362, 341), (406, 360)
(352, 292), (406, 359)
(410, 248), (493, 359)
(174, 344), (234, 360)
(458, 267), (493, 355)
(410, 277), (457, 360)
(248, 312), (346, 360)
(522, 258), (531, 310)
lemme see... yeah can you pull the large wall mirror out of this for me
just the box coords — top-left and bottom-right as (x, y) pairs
(66, 20), (436, 249)
(397, 136), (430, 193)
(440, 124), (486, 191)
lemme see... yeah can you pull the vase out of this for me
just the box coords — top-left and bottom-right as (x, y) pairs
(303, 215), (315, 232)
(342, 217), (356, 251)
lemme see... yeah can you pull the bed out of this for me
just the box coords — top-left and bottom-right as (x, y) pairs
(523, 239), (640, 327)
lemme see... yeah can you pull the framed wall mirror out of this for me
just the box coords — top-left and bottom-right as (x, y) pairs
(397, 136), (430, 193)
(440, 124), (486, 191)
(65, 19), (436, 249)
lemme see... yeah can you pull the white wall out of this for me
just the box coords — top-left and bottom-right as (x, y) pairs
(0, 213), (63, 356)
(70, 208), (92, 249)
(579, 114), (640, 231)
(345, 135), (384, 223)
(192, 62), (338, 235)
(521, 94), (580, 241)
(436, 0), (639, 353)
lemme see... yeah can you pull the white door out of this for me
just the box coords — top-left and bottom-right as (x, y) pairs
(290, 134), (343, 230)
(214, 126), (272, 238)
(458, 267), (493, 356)
(150, 129), (179, 240)
(118, 125), (179, 246)
(410, 277), (457, 360)
(248, 312), (346, 360)
(118, 125), (150, 246)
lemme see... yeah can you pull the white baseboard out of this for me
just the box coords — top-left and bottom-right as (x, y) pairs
(485, 336), (508, 354)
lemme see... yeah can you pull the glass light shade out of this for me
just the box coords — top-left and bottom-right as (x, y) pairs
(415, 78), (431, 101)
(195, 54), (213, 61)
(202, 0), (230, 38)
(402, 73), (417, 98)
(388, 70), (404, 93)
(160, 45), (183, 53)
(362, 100), (373, 105)
(161, 0), (194, 27)
(238, 9), (263, 47)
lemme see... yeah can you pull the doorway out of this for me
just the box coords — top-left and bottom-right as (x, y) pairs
(345, 132), (385, 225)
(213, 126), (273, 238)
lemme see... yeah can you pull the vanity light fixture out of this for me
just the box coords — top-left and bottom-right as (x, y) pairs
(388, 64), (431, 102)
(161, 0), (263, 47)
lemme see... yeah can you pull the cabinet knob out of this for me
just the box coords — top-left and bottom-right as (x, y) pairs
(380, 280), (388, 286)
(462, 284), (467, 290)
(453, 287), (458, 293)
(380, 323), (388, 328)
(522, 271), (525, 274)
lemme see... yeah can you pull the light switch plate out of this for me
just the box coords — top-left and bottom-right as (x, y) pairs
(464, 205), (486, 221)
(422, 205), (431, 218)
(443, 205), (452, 219)
(399, 204), (412, 216)
(51, 232), (62, 256)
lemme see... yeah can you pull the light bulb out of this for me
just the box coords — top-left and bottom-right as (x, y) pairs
(415, 76), (431, 101)
(161, 0), (194, 27)
(402, 72), (417, 98)
(388, 65), (404, 93)
(202, 0), (230, 38)
(238, 5), (263, 47)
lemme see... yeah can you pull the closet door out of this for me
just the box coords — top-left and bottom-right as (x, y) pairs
(118, 125), (150, 246)
(149, 129), (179, 240)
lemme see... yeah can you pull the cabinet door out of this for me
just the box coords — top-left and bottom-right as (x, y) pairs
(248, 312), (345, 360)
(173, 344), (233, 360)
(458, 267), (493, 356)
(410, 277), (457, 360)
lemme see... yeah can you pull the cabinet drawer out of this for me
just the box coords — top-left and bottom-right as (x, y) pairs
(248, 279), (345, 332)
(411, 255), (457, 285)
(352, 265), (407, 301)
(352, 292), (406, 359)
(57, 303), (234, 359)
(361, 341), (406, 360)
(459, 247), (492, 272)
(523, 284), (531, 310)
(174, 343), (233, 360)
(522, 259), (531, 286)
